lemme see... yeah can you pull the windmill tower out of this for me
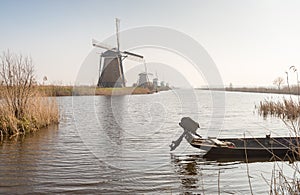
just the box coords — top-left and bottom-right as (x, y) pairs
(137, 61), (153, 88)
(92, 18), (143, 88)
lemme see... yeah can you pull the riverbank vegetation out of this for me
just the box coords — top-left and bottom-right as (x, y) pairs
(259, 98), (300, 121)
(259, 98), (300, 193)
(37, 85), (154, 96)
(258, 81), (300, 194)
(0, 51), (59, 138)
(32, 85), (170, 96)
(200, 85), (300, 96)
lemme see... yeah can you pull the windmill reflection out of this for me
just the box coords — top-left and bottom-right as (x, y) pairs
(97, 96), (127, 146)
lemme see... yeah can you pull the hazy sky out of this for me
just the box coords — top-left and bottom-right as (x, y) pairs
(1, 0), (300, 87)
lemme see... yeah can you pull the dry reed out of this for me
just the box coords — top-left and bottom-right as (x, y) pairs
(0, 91), (59, 137)
(259, 98), (300, 120)
(0, 50), (59, 138)
(259, 97), (300, 194)
(269, 167), (300, 194)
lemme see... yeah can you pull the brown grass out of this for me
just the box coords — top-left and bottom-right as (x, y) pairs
(259, 97), (300, 194)
(269, 168), (300, 195)
(94, 87), (152, 96)
(0, 91), (59, 137)
(259, 98), (300, 120)
(38, 85), (73, 96)
(0, 50), (59, 138)
(37, 85), (154, 96)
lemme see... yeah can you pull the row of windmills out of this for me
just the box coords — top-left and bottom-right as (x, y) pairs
(92, 18), (145, 88)
(136, 71), (168, 89)
(92, 19), (169, 91)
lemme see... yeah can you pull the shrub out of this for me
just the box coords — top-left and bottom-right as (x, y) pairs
(0, 50), (59, 137)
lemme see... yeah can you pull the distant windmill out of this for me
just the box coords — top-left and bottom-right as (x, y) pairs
(137, 61), (153, 88)
(92, 18), (144, 88)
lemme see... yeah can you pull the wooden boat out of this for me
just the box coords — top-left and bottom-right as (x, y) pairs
(190, 136), (300, 162)
(170, 117), (300, 162)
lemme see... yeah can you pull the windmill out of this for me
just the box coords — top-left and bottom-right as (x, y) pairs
(137, 60), (153, 88)
(92, 18), (144, 88)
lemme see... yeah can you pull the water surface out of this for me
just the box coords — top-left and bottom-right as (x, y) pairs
(0, 90), (298, 194)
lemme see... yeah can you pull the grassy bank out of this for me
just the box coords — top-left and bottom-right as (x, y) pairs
(226, 86), (300, 95)
(36, 85), (170, 96)
(76, 86), (153, 96)
(0, 94), (59, 138)
(199, 85), (300, 95)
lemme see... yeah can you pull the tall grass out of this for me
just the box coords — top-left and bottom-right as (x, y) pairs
(259, 98), (300, 194)
(0, 51), (59, 138)
(259, 95), (300, 194)
(259, 98), (300, 121)
(36, 85), (154, 96)
(0, 92), (59, 137)
(268, 167), (300, 194)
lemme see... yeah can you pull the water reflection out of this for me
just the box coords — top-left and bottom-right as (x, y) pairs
(0, 125), (59, 193)
(170, 152), (292, 194)
(98, 96), (126, 146)
(89, 94), (181, 172)
(171, 154), (204, 193)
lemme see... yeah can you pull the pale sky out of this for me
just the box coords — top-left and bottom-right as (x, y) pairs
(1, 0), (300, 87)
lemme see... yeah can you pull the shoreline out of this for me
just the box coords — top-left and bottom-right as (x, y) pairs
(197, 86), (300, 96)
(35, 85), (171, 96)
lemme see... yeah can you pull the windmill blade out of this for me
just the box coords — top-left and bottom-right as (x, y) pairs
(115, 18), (120, 51)
(92, 39), (115, 51)
(123, 54), (144, 62)
(122, 51), (143, 59)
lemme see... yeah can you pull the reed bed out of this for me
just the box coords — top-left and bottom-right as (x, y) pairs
(269, 168), (300, 195)
(0, 91), (59, 137)
(259, 98), (300, 120)
(259, 97), (300, 194)
(37, 85), (154, 96)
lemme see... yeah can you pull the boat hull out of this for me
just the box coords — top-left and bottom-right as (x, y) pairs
(190, 137), (300, 162)
(203, 147), (294, 162)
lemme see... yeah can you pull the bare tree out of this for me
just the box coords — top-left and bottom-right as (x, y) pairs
(0, 50), (36, 119)
(273, 77), (284, 90)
